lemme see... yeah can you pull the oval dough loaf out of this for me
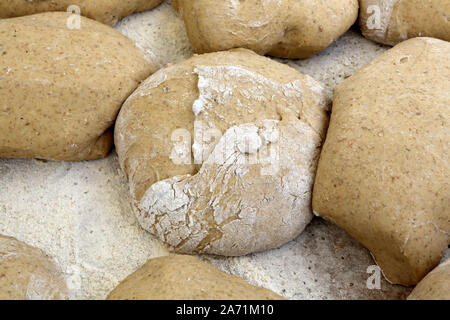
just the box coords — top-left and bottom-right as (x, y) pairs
(0, 12), (158, 161)
(0, 0), (163, 26)
(107, 255), (284, 300)
(115, 48), (330, 256)
(359, 0), (450, 45)
(172, 0), (359, 59)
(408, 259), (450, 300)
(0, 235), (68, 300)
(312, 37), (450, 286)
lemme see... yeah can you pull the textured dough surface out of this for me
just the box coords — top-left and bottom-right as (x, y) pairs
(107, 255), (284, 300)
(359, 0), (450, 45)
(0, 235), (68, 300)
(0, 12), (157, 161)
(408, 259), (450, 300)
(313, 37), (450, 286)
(0, 0), (163, 26)
(172, 0), (359, 59)
(115, 49), (330, 256)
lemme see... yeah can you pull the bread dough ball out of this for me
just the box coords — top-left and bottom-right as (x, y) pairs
(0, 235), (68, 300)
(408, 259), (450, 300)
(359, 0), (450, 46)
(0, 12), (158, 161)
(0, 0), (163, 26)
(115, 48), (330, 256)
(172, 0), (359, 59)
(107, 255), (284, 300)
(313, 37), (450, 286)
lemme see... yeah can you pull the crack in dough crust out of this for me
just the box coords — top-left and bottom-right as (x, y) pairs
(115, 49), (330, 256)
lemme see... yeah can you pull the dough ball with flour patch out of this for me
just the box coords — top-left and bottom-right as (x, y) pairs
(359, 0), (450, 46)
(115, 49), (330, 256)
(408, 259), (450, 300)
(0, 235), (68, 300)
(0, 0), (163, 26)
(107, 255), (284, 300)
(172, 0), (359, 59)
(0, 12), (158, 161)
(313, 38), (450, 286)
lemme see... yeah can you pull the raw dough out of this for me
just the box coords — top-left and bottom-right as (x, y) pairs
(359, 0), (450, 45)
(172, 0), (359, 59)
(0, 235), (68, 300)
(312, 37), (450, 286)
(0, 12), (157, 161)
(115, 48), (330, 256)
(0, 0), (163, 26)
(107, 255), (284, 300)
(408, 259), (450, 300)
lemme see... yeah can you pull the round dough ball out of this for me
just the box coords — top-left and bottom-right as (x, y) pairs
(115, 48), (330, 256)
(0, 0), (163, 26)
(0, 12), (157, 161)
(0, 235), (68, 300)
(313, 37), (450, 286)
(107, 255), (284, 300)
(408, 259), (450, 300)
(172, 0), (359, 59)
(359, 0), (450, 46)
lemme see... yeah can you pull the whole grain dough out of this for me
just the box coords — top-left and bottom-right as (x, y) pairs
(0, 12), (157, 161)
(312, 37), (450, 286)
(359, 0), (450, 46)
(172, 0), (359, 59)
(407, 259), (450, 300)
(115, 48), (330, 256)
(0, 235), (68, 300)
(0, 0), (163, 26)
(107, 255), (284, 300)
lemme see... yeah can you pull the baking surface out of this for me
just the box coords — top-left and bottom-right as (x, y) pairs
(0, 1), (446, 299)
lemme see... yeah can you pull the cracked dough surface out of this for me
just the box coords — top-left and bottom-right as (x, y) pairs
(115, 49), (330, 256)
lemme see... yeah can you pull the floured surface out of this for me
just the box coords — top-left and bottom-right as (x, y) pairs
(115, 1), (193, 67)
(0, 5), (429, 299)
(0, 155), (169, 299)
(203, 219), (412, 300)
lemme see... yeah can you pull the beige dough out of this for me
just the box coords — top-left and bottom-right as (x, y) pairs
(115, 48), (330, 256)
(0, 235), (68, 300)
(0, 0), (163, 26)
(0, 12), (157, 161)
(408, 259), (450, 300)
(312, 37), (450, 286)
(172, 0), (359, 59)
(107, 255), (284, 300)
(359, 0), (450, 46)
